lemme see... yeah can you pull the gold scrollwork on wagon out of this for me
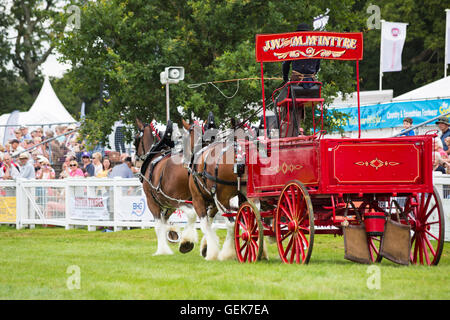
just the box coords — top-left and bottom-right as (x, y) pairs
(274, 47), (346, 59)
(354, 157), (400, 171)
(267, 162), (303, 174)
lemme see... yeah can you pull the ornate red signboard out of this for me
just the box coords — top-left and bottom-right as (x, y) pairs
(255, 31), (363, 62)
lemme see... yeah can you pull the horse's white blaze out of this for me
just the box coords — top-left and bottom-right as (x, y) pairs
(218, 219), (236, 261)
(179, 205), (198, 245)
(199, 216), (220, 260)
(153, 218), (174, 255)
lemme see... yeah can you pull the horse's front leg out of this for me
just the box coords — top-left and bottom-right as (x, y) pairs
(199, 213), (220, 261)
(153, 210), (174, 256)
(218, 217), (237, 261)
(178, 205), (198, 253)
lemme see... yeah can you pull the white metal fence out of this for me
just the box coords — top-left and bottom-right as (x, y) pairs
(0, 177), (226, 232)
(0, 174), (449, 240)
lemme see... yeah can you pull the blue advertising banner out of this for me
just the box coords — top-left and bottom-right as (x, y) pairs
(332, 99), (450, 131)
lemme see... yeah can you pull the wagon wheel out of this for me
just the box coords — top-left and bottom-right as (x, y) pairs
(275, 180), (314, 264)
(358, 200), (384, 263)
(405, 187), (445, 266)
(234, 202), (264, 263)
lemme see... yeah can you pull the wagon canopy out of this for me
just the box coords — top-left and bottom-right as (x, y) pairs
(255, 31), (364, 137)
(255, 31), (363, 62)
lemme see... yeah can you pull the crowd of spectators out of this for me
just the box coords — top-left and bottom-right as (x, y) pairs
(1, 115), (450, 180)
(433, 116), (450, 174)
(0, 124), (138, 180)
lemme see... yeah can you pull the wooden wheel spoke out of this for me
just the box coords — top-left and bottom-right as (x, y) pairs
(279, 203), (294, 221)
(242, 208), (251, 229)
(424, 204), (437, 222)
(289, 186), (297, 219)
(283, 191), (294, 219)
(297, 235), (305, 262)
(423, 235), (437, 257)
(280, 230), (292, 242)
(424, 229), (439, 242)
(237, 220), (248, 232)
(283, 236), (294, 260)
(298, 229), (309, 249)
(289, 235), (297, 263)
(421, 193), (432, 215)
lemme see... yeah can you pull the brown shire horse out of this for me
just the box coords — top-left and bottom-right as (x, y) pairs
(183, 120), (249, 261)
(135, 118), (198, 255)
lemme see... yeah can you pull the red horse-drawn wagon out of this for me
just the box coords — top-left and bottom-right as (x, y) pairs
(233, 31), (445, 265)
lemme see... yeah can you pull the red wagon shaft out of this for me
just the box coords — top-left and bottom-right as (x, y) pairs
(231, 29), (444, 266)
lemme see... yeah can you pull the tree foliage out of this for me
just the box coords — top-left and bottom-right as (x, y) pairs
(55, 0), (365, 146)
(358, 0), (450, 95)
(3, 0), (449, 145)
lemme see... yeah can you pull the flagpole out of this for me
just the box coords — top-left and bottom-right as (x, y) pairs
(379, 20), (385, 91)
(445, 9), (449, 78)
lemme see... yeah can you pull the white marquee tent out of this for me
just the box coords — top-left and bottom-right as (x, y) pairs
(0, 77), (77, 144)
(392, 76), (450, 101)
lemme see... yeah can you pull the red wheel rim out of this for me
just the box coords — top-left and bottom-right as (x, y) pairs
(275, 182), (314, 264)
(406, 190), (444, 265)
(234, 203), (261, 263)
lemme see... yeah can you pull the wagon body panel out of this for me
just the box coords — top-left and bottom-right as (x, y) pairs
(245, 137), (319, 198)
(318, 136), (434, 194)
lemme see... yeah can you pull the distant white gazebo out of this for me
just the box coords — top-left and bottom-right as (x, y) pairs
(0, 77), (77, 144)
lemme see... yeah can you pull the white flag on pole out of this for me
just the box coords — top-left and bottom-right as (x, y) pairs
(381, 21), (408, 72)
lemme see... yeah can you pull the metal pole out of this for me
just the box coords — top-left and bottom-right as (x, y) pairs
(379, 20), (385, 91)
(392, 111), (450, 137)
(445, 9), (449, 78)
(356, 60), (361, 138)
(260, 62), (267, 139)
(166, 82), (170, 121)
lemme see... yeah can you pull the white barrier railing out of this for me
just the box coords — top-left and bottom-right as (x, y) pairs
(1, 177), (226, 232)
(0, 174), (449, 240)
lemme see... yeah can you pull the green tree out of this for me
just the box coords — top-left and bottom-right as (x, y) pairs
(358, 0), (450, 95)
(56, 0), (367, 146)
(0, 0), (70, 113)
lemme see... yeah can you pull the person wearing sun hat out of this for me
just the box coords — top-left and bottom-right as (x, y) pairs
(17, 153), (35, 179)
(436, 115), (450, 154)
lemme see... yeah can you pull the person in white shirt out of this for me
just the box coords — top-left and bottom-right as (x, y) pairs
(1, 153), (20, 180)
(17, 153), (35, 179)
(92, 152), (103, 177)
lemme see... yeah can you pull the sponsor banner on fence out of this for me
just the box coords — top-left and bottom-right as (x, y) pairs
(0, 197), (16, 223)
(332, 99), (450, 132)
(70, 196), (110, 220)
(116, 196), (153, 221)
(115, 196), (188, 223)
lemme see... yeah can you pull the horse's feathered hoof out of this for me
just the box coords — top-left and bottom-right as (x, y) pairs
(201, 245), (207, 258)
(179, 241), (194, 254)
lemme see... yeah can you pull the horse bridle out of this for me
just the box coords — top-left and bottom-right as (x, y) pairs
(135, 123), (150, 162)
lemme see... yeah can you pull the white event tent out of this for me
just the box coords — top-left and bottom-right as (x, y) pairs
(0, 77), (77, 144)
(392, 76), (450, 101)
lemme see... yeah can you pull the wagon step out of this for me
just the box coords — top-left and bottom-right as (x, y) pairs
(334, 216), (358, 222)
(322, 203), (346, 210)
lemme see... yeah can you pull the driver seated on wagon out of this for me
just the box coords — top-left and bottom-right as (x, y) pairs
(282, 22), (321, 92)
(276, 22), (322, 138)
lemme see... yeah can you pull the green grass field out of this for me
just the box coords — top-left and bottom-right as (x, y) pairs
(0, 225), (449, 300)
